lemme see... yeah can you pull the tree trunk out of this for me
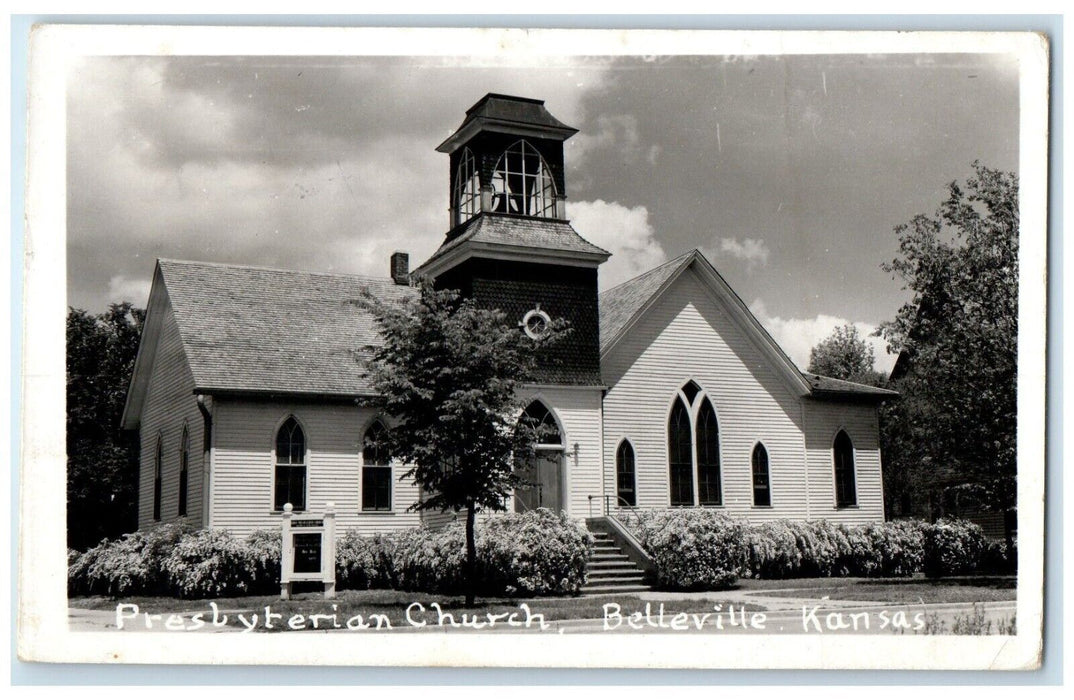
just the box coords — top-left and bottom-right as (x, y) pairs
(465, 502), (477, 607)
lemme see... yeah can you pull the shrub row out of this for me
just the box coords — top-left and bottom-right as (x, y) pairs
(335, 509), (592, 596)
(69, 509), (591, 599)
(630, 511), (1015, 591)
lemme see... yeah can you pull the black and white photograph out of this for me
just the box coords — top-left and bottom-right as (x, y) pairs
(18, 26), (1047, 669)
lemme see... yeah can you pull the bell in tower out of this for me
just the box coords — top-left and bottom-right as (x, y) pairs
(414, 94), (609, 387)
(438, 93), (577, 228)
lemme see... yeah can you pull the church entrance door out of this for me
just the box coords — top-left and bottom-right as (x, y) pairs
(514, 450), (564, 514)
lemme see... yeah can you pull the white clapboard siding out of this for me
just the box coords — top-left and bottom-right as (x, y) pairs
(210, 401), (423, 539)
(137, 294), (205, 530)
(602, 266), (883, 524)
(803, 399), (885, 524)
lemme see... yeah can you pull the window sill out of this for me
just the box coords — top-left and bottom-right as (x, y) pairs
(835, 505), (860, 510)
(752, 505), (774, 509)
(359, 510), (396, 515)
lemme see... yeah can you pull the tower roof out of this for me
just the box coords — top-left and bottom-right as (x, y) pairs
(436, 93), (578, 153)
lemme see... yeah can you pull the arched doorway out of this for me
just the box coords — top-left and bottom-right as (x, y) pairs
(514, 400), (565, 513)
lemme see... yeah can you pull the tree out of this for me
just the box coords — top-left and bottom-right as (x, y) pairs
(878, 162), (1017, 521)
(358, 281), (566, 606)
(807, 324), (885, 386)
(67, 302), (145, 550)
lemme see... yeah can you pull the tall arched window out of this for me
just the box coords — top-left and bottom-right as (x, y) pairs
(362, 421), (392, 512)
(668, 397), (694, 506)
(667, 382), (723, 507)
(178, 425), (189, 517)
(153, 434), (163, 521)
(752, 443), (771, 507)
(696, 399), (722, 505)
(616, 440), (637, 507)
(491, 140), (556, 218)
(833, 430), (857, 508)
(274, 417), (306, 511)
(453, 148), (480, 225)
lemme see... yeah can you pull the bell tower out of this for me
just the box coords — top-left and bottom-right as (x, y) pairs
(414, 94), (609, 386)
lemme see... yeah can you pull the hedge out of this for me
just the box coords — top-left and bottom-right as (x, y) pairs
(69, 508), (591, 599)
(629, 511), (1012, 590)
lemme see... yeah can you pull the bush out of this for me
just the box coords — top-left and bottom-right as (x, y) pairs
(980, 537), (1017, 576)
(744, 521), (802, 579)
(922, 518), (988, 577)
(68, 523), (193, 596)
(634, 509), (747, 590)
(334, 509), (592, 596)
(162, 529), (254, 598)
(633, 515), (933, 584)
(335, 530), (383, 591)
(244, 530), (283, 594)
(478, 509), (591, 596)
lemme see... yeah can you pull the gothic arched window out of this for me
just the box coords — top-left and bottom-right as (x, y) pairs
(667, 382), (723, 507)
(833, 430), (857, 508)
(153, 433), (163, 521)
(178, 425), (189, 516)
(616, 440), (637, 507)
(491, 140), (556, 218)
(274, 417), (307, 511)
(668, 397), (694, 506)
(752, 443), (771, 507)
(696, 398), (722, 506)
(362, 421), (393, 512)
(454, 148), (480, 226)
(521, 400), (563, 446)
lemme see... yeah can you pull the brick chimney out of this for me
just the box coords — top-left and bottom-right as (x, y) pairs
(390, 252), (410, 285)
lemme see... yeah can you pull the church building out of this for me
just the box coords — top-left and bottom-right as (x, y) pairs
(120, 94), (896, 543)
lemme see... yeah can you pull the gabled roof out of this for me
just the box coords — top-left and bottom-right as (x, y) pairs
(598, 250), (896, 402)
(157, 259), (416, 398)
(803, 373), (899, 399)
(414, 213), (610, 278)
(599, 251), (694, 352)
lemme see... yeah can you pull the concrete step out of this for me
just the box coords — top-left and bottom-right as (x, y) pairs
(587, 558), (640, 568)
(581, 583), (652, 595)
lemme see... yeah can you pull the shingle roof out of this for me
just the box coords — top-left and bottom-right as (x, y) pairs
(598, 253), (898, 402)
(420, 213), (610, 270)
(158, 259), (416, 397)
(802, 373), (899, 398)
(598, 251), (693, 353)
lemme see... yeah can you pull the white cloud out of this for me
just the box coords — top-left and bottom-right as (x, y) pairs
(705, 237), (770, 268)
(568, 199), (667, 290)
(107, 275), (152, 306)
(748, 299), (897, 375)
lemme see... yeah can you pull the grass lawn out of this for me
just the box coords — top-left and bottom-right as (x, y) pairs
(733, 576), (1016, 604)
(69, 589), (763, 632)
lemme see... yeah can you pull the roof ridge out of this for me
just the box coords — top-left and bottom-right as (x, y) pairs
(599, 250), (695, 296)
(158, 258), (397, 284)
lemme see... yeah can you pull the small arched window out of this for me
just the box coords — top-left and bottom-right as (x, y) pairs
(274, 417), (306, 511)
(153, 434), (163, 521)
(668, 397), (694, 506)
(616, 440), (637, 507)
(752, 443), (771, 507)
(454, 148), (480, 226)
(362, 421), (392, 512)
(521, 400), (563, 446)
(178, 425), (189, 516)
(491, 140), (557, 218)
(833, 430), (857, 508)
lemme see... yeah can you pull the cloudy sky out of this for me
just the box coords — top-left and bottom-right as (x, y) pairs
(66, 52), (1019, 373)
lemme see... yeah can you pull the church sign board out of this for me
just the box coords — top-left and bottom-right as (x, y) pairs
(279, 503), (336, 599)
